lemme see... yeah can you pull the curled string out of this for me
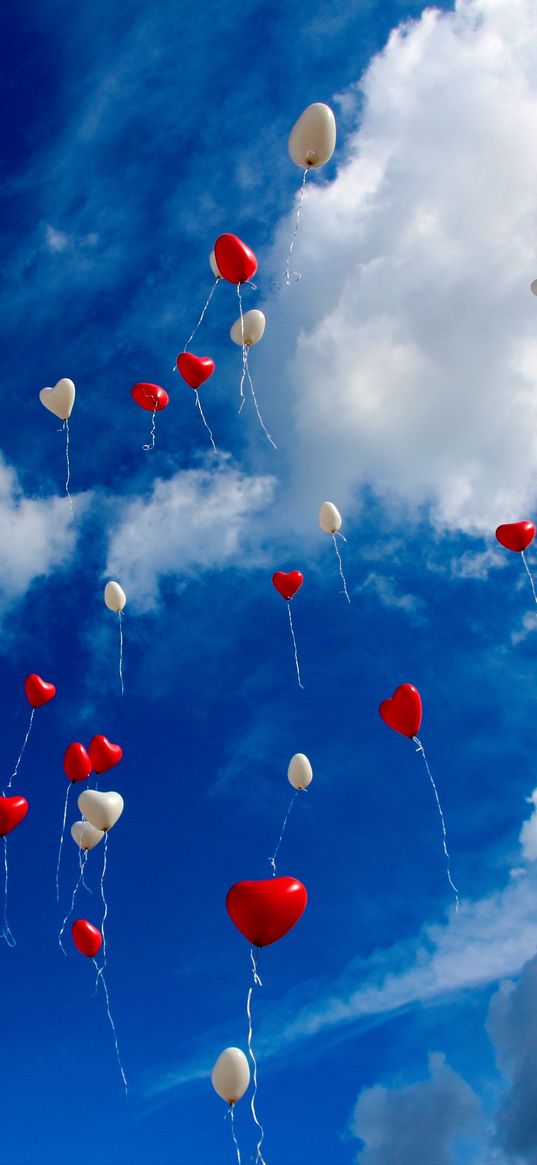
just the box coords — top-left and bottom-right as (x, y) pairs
(521, 551), (537, 606)
(183, 278), (219, 352)
(58, 850), (88, 955)
(142, 406), (157, 452)
(413, 737), (459, 911)
(194, 389), (217, 453)
(287, 603), (304, 689)
(56, 783), (71, 902)
(79, 844), (92, 892)
(245, 361), (277, 451)
(229, 1105), (242, 1165)
(237, 285), (247, 410)
(332, 533), (351, 604)
(285, 167), (308, 285)
(247, 948), (267, 1165)
(4, 707), (35, 793)
(269, 790), (300, 875)
(64, 419), (74, 519)
(99, 833), (109, 973)
(92, 958), (128, 1095)
(1, 837), (15, 948)
(118, 612), (124, 697)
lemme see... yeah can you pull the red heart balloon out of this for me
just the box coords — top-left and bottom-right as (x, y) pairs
(379, 683), (422, 739)
(495, 521), (535, 553)
(64, 743), (92, 783)
(214, 234), (257, 284)
(89, 735), (123, 775)
(226, 877), (307, 948)
(272, 571), (304, 601)
(24, 674), (56, 708)
(131, 383), (169, 412)
(176, 353), (215, 389)
(72, 919), (102, 958)
(0, 796), (28, 837)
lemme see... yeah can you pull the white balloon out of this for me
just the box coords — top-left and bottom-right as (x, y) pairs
(104, 581), (127, 612)
(39, 378), (76, 421)
(531, 279), (537, 296)
(71, 820), (104, 851)
(77, 790), (124, 833)
(211, 1047), (250, 1104)
(288, 103), (336, 169)
(319, 501), (342, 534)
(230, 309), (266, 347)
(288, 753), (313, 790)
(209, 250), (222, 279)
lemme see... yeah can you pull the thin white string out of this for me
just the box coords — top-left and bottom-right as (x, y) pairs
(332, 533), (351, 604)
(285, 167), (308, 285)
(521, 551), (537, 606)
(183, 278), (219, 352)
(118, 612), (124, 697)
(247, 949), (267, 1165)
(4, 707), (35, 793)
(56, 784), (71, 902)
(99, 833), (109, 971)
(287, 603), (304, 689)
(194, 389), (217, 453)
(413, 736), (459, 911)
(142, 406), (157, 452)
(92, 958), (128, 1095)
(245, 361), (277, 450)
(79, 844), (92, 892)
(268, 790), (300, 875)
(64, 419), (74, 519)
(229, 1106), (242, 1165)
(1, 836), (15, 947)
(237, 285), (247, 410)
(58, 851), (88, 955)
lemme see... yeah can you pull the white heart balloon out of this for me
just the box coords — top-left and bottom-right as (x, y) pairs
(78, 790), (124, 833)
(104, 581), (127, 612)
(288, 103), (336, 169)
(211, 1047), (250, 1104)
(230, 309), (265, 347)
(288, 753), (313, 790)
(319, 501), (342, 534)
(39, 378), (76, 420)
(71, 820), (104, 851)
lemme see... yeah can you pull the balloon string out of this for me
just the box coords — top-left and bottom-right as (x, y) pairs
(245, 360), (277, 451)
(1, 837), (15, 948)
(4, 707), (35, 793)
(413, 737), (459, 911)
(118, 612), (124, 697)
(285, 168), (308, 285)
(247, 949), (267, 1165)
(183, 278), (219, 352)
(79, 844), (92, 892)
(194, 389), (217, 453)
(269, 790), (299, 875)
(521, 551), (537, 606)
(92, 958), (128, 1095)
(64, 419), (74, 520)
(99, 833), (109, 972)
(287, 603), (304, 689)
(58, 851), (87, 955)
(237, 285), (247, 410)
(56, 784), (71, 902)
(229, 1105), (242, 1165)
(142, 407), (157, 452)
(332, 533), (351, 603)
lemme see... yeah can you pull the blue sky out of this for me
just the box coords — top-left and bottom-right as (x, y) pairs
(3, 0), (537, 1162)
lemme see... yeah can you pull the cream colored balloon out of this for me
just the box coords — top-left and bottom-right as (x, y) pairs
(211, 1047), (250, 1104)
(288, 103), (336, 169)
(230, 309), (266, 347)
(209, 251), (222, 279)
(39, 378), (76, 420)
(77, 790), (124, 833)
(288, 753), (313, 790)
(104, 581), (127, 612)
(71, 820), (105, 851)
(319, 501), (342, 534)
(531, 279), (537, 296)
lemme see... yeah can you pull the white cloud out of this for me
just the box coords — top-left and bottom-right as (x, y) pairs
(0, 457), (81, 607)
(518, 790), (537, 861)
(359, 570), (425, 616)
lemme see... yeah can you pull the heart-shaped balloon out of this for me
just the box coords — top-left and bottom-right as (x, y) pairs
(495, 521), (536, 553)
(379, 683), (422, 739)
(272, 571), (304, 601)
(24, 674), (56, 708)
(78, 790), (124, 832)
(131, 383), (169, 412)
(214, 234), (257, 284)
(226, 876), (308, 948)
(64, 743), (92, 783)
(72, 918), (102, 958)
(71, 820), (104, 851)
(89, 735), (123, 775)
(176, 353), (215, 389)
(39, 378), (75, 420)
(0, 796), (29, 837)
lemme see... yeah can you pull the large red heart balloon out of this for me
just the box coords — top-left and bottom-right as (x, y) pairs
(495, 521), (535, 553)
(64, 743), (92, 783)
(214, 234), (257, 284)
(272, 571), (304, 601)
(226, 877), (308, 948)
(131, 383), (169, 412)
(176, 353), (215, 389)
(379, 683), (422, 739)
(0, 796), (28, 836)
(89, 735), (123, 775)
(24, 674), (56, 708)
(72, 919), (102, 958)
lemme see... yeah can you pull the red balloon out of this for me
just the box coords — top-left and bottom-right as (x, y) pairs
(0, 796), (28, 837)
(213, 234), (257, 284)
(226, 877), (308, 948)
(379, 683), (422, 739)
(495, 521), (536, 553)
(176, 353), (215, 389)
(131, 383), (169, 412)
(89, 735), (123, 775)
(272, 571), (304, 601)
(64, 743), (92, 783)
(24, 674), (56, 708)
(72, 919), (102, 958)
